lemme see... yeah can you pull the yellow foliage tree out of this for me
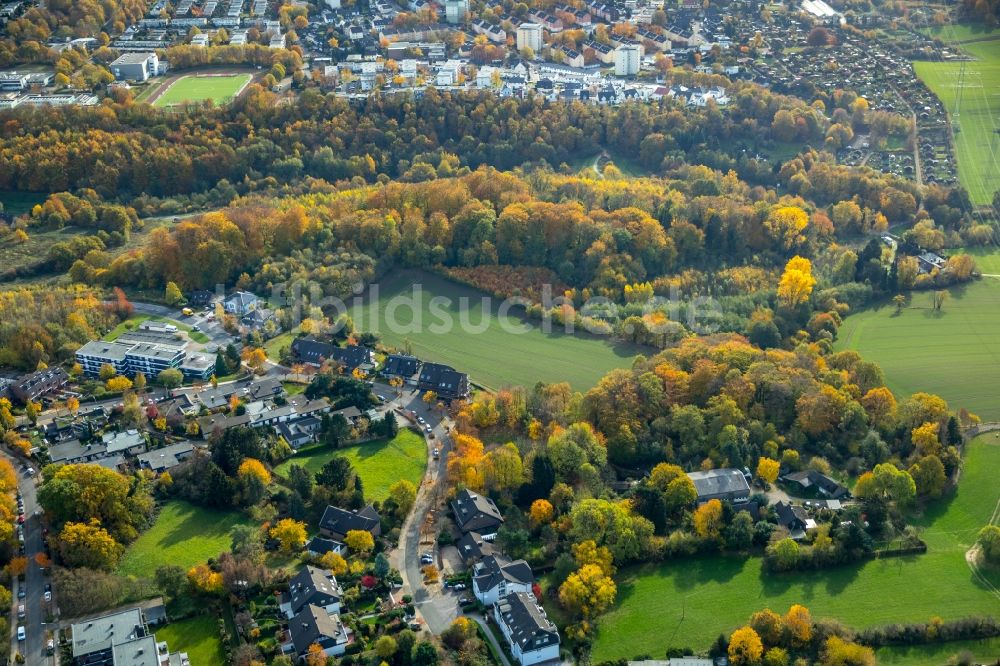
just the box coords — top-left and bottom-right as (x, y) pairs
(911, 421), (941, 457)
(187, 564), (224, 595)
(318, 551), (348, 575)
(777, 256), (816, 308)
(765, 206), (809, 249)
(529, 499), (554, 527)
(728, 626), (764, 666)
(344, 529), (375, 554)
(783, 604), (813, 647)
(693, 499), (724, 540)
(238, 458), (272, 485)
(106, 375), (133, 392)
(269, 518), (307, 553)
(756, 457), (781, 485)
(572, 540), (614, 575)
(558, 564), (617, 618)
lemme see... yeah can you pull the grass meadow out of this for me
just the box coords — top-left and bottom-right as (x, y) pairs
(119, 501), (253, 577)
(154, 615), (226, 665)
(349, 270), (643, 391)
(275, 428), (428, 502)
(835, 279), (1000, 421)
(913, 32), (1000, 204)
(153, 73), (252, 107)
(876, 636), (1000, 665)
(590, 433), (1000, 660)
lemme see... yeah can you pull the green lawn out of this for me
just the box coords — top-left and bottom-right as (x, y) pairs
(922, 23), (1000, 44)
(264, 329), (297, 361)
(275, 428), (427, 502)
(106, 314), (210, 344)
(835, 280), (1000, 420)
(956, 245), (1000, 274)
(0, 190), (44, 217)
(590, 433), (1000, 660)
(913, 35), (1000, 204)
(876, 637), (1000, 665)
(350, 270), (643, 391)
(154, 615), (226, 665)
(153, 73), (252, 108)
(119, 501), (253, 577)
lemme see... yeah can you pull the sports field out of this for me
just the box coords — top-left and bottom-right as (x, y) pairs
(275, 428), (427, 502)
(119, 500), (252, 577)
(835, 279), (1000, 420)
(913, 30), (1000, 204)
(349, 271), (643, 391)
(152, 73), (252, 107)
(590, 432), (1000, 659)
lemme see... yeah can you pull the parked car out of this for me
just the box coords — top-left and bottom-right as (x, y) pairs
(17, 604), (24, 619)
(16, 626), (24, 642)
(432, 448), (440, 459)
(453, 583), (467, 591)
(417, 416), (425, 424)
(44, 583), (51, 593)
(44, 591), (51, 602)
(47, 639), (55, 655)
(459, 596), (473, 606)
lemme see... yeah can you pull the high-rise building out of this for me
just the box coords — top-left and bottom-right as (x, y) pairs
(444, 0), (468, 23)
(516, 23), (543, 53)
(614, 43), (640, 76)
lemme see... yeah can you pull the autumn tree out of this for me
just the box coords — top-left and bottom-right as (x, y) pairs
(59, 520), (125, 570)
(777, 256), (816, 308)
(853, 463), (915, 506)
(318, 551), (348, 575)
(756, 457), (780, 485)
(188, 563), (224, 595)
(165, 281), (184, 306)
(529, 499), (554, 527)
(344, 529), (375, 554)
(270, 518), (307, 553)
(783, 604), (812, 647)
(693, 499), (724, 540)
(728, 626), (764, 666)
(388, 479), (416, 517)
(558, 563), (617, 618)
(158, 367), (184, 388)
(977, 524), (1000, 564)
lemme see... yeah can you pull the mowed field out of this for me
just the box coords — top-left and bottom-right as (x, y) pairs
(835, 279), (1000, 420)
(913, 32), (1000, 204)
(349, 271), (643, 391)
(590, 433), (1000, 660)
(876, 636), (1000, 665)
(153, 73), (252, 107)
(119, 500), (252, 577)
(275, 428), (427, 502)
(154, 615), (226, 665)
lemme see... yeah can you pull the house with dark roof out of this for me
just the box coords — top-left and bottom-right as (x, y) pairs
(774, 501), (813, 540)
(493, 592), (560, 666)
(687, 469), (751, 504)
(457, 531), (496, 564)
(280, 565), (343, 618)
(135, 441), (197, 473)
(451, 489), (504, 535)
(47, 438), (108, 465)
(276, 416), (322, 449)
(473, 554), (534, 605)
(9, 367), (69, 405)
(382, 354), (421, 381)
(291, 339), (375, 371)
(286, 604), (350, 659)
(306, 536), (345, 558)
(318, 505), (381, 542)
(418, 362), (470, 400)
(781, 470), (850, 500)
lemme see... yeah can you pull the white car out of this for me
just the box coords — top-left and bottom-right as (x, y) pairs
(44, 591), (51, 602)
(16, 626), (24, 641)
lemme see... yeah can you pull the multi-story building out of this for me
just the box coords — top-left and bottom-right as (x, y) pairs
(516, 23), (543, 53)
(76, 340), (134, 377)
(614, 44), (641, 76)
(109, 52), (160, 81)
(493, 592), (561, 666)
(75, 339), (184, 379)
(444, 0), (468, 23)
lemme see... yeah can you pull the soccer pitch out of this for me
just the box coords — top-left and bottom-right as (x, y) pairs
(152, 73), (253, 107)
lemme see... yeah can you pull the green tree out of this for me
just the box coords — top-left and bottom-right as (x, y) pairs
(157, 368), (184, 389)
(165, 282), (184, 306)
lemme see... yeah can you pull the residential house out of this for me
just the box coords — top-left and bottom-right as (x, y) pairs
(47, 439), (109, 465)
(102, 429), (147, 456)
(281, 565), (344, 618)
(318, 505), (381, 542)
(417, 362), (470, 400)
(382, 354), (421, 382)
(493, 592), (560, 666)
(188, 290), (215, 307)
(781, 470), (850, 499)
(9, 367), (69, 404)
(774, 501), (814, 541)
(687, 469), (751, 504)
(135, 441), (197, 473)
(472, 555), (534, 605)
(306, 536), (345, 558)
(286, 605), (350, 659)
(276, 416), (322, 449)
(241, 308), (276, 332)
(290, 338), (374, 371)
(456, 531), (496, 564)
(223, 291), (258, 316)
(70, 608), (169, 666)
(197, 394), (331, 436)
(451, 489), (504, 535)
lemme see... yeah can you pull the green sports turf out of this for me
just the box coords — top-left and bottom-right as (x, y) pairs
(275, 428), (428, 502)
(119, 500), (253, 577)
(835, 280), (1000, 421)
(590, 433), (1000, 660)
(349, 270), (643, 391)
(913, 34), (1000, 205)
(154, 615), (226, 665)
(153, 73), (252, 107)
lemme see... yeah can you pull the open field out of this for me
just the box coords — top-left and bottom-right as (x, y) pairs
(275, 428), (427, 502)
(835, 280), (1000, 420)
(154, 615), (226, 665)
(349, 271), (643, 391)
(590, 433), (1000, 660)
(0, 190), (44, 216)
(923, 23), (1000, 44)
(152, 73), (252, 108)
(876, 636), (1000, 665)
(913, 33), (1000, 204)
(956, 245), (1000, 274)
(119, 501), (252, 577)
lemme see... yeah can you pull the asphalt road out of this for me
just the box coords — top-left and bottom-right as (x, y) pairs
(387, 388), (462, 635)
(8, 458), (56, 664)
